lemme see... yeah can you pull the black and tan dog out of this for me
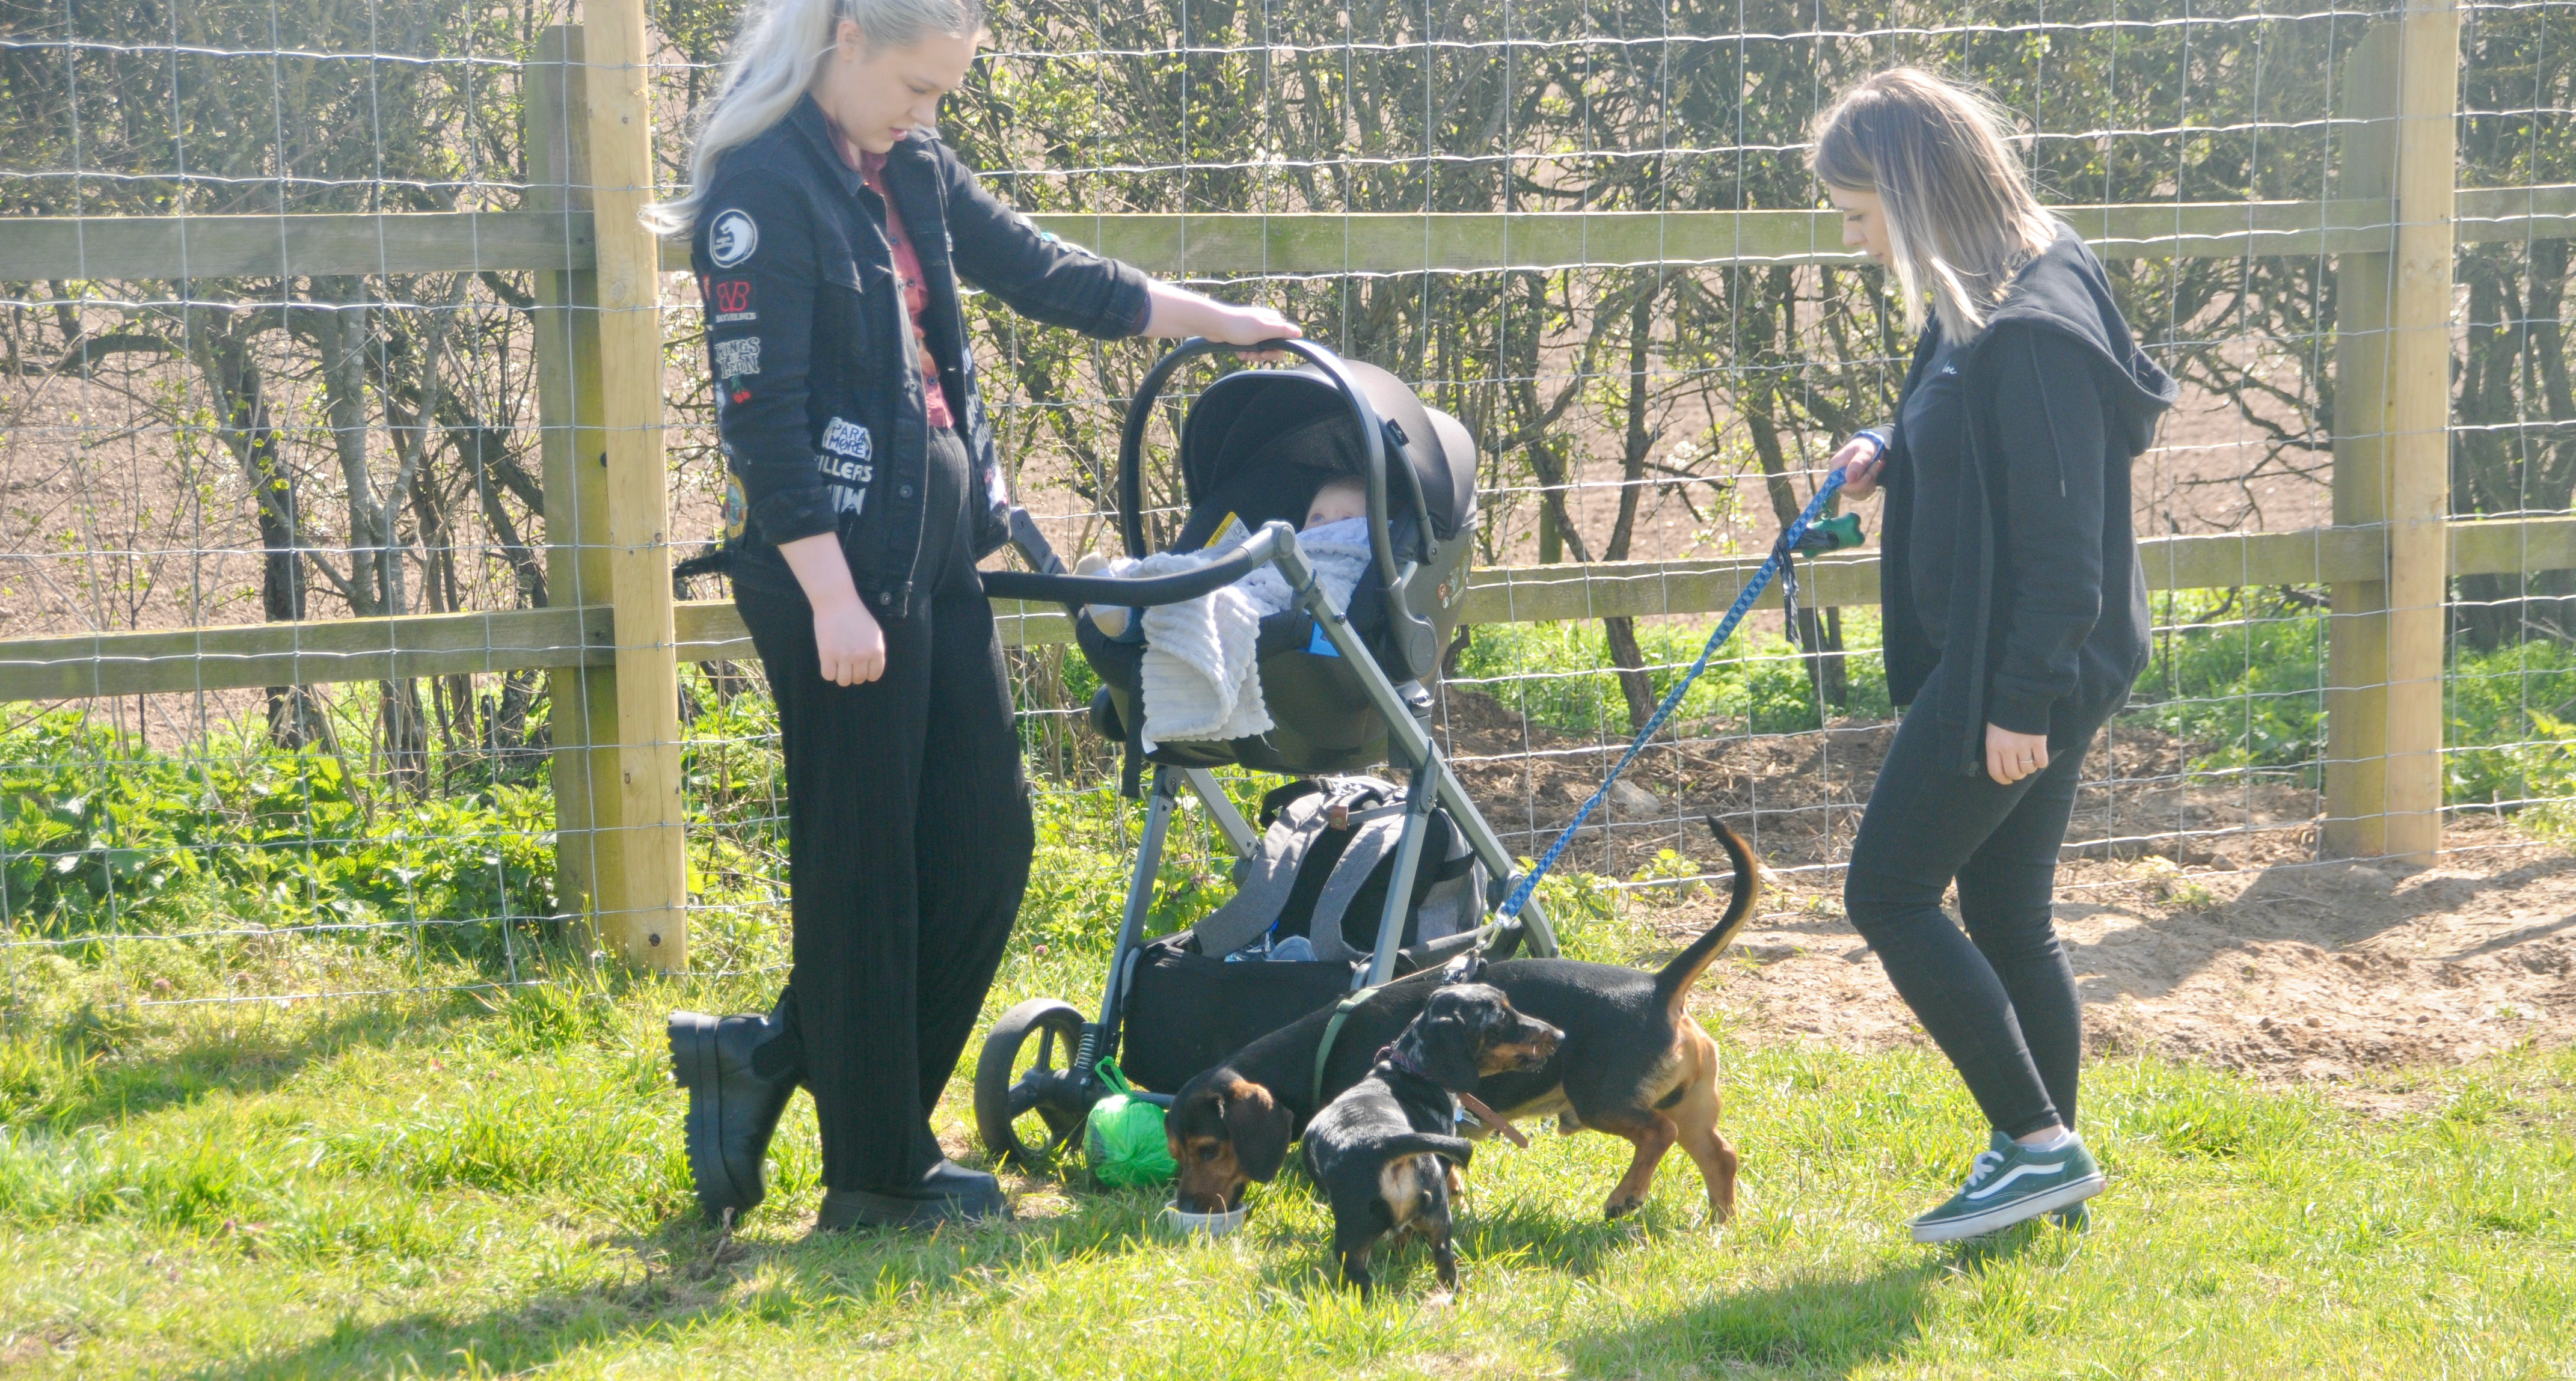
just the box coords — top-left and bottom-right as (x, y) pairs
(1168, 818), (1761, 1224)
(1300, 984), (1562, 1297)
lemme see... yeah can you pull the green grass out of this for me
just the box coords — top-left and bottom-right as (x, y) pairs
(2, 926), (2571, 1378)
(7, 607), (2576, 1374)
(1450, 614), (1894, 739)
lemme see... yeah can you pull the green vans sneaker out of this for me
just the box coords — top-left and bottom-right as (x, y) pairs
(1910, 1131), (2105, 1243)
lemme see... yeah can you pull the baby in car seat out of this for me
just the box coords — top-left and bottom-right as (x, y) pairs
(1078, 475), (1368, 638)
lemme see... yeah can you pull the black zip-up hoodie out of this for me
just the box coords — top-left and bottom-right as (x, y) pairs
(1878, 225), (2179, 775)
(690, 96), (1152, 617)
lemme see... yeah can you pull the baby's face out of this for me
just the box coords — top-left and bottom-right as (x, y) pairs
(1305, 478), (1368, 530)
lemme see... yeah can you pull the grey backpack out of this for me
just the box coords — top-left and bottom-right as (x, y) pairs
(1191, 776), (1488, 967)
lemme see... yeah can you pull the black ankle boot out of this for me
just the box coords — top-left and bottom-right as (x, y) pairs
(814, 1128), (1010, 1231)
(668, 1004), (798, 1225)
(814, 1169), (1010, 1231)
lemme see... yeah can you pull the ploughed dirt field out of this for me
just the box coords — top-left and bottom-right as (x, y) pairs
(1429, 686), (2576, 1084)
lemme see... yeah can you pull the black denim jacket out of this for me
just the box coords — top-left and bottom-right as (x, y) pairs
(691, 96), (1152, 617)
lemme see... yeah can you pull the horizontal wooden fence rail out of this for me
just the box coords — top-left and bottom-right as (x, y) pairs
(4, 515), (2568, 705)
(1018, 188), (2576, 275)
(0, 187), (2569, 283)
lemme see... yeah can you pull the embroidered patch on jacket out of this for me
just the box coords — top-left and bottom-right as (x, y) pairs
(712, 337), (761, 378)
(709, 210), (758, 268)
(817, 452), (874, 487)
(823, 453), (871, 516)
(708, 277), (755, 322)
(821, 417), (872, 460)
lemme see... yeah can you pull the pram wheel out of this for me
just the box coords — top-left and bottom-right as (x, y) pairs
(974, 998), (1092, 1170)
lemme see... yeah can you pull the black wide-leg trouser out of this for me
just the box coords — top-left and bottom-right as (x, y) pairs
(1843, 661), (2120, 1141)
(734, 429), (1032, 1193)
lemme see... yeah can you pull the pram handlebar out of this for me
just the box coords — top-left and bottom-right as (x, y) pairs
(1115, 337), (1434, 593)
(979, 522), (1294, 609)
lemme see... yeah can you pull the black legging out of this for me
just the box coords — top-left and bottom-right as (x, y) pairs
(1843, 661), (2118, 1139)
(734, 428), (1034, 1192)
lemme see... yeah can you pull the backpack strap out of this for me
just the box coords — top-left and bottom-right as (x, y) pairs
(1312, 985), (1380, 1111)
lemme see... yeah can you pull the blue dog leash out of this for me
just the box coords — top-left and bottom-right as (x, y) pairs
(1492, 468), (1849, 926)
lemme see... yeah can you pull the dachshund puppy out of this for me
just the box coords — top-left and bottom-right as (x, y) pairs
(1172, 818), (1761, 1226)
(1299, 984), (1562, 1297)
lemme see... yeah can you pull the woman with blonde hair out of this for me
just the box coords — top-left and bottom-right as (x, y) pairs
(1816, 68), (2175, 1242)
(656, 0), (1297, 1231)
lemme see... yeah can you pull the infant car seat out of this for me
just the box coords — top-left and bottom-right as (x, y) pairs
(1072, 348), (1480, 776)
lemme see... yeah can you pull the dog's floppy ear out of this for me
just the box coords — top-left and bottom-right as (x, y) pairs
(1440, 952), (1487, 986)
(1221, 1080), (1293, 1182)
(1394, 1009), (1485, 1090)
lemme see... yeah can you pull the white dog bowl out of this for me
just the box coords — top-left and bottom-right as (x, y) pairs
(1159, 1202), (1250, 1239)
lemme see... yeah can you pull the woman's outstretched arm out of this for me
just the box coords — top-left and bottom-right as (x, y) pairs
(1142, 280), (1299, 347)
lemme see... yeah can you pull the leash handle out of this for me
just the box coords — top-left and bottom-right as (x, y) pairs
(1494, 470), (1848, 924)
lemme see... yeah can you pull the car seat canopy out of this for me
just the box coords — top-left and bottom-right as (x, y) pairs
(1177, 359), (1475, 544)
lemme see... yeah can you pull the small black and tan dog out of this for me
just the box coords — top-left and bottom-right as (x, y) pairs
(1300, 984), (1562, 1297)
(1169, 818), (1761, 1225)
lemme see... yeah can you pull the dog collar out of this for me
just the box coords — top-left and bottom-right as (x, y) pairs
(1456, 1091), (1530, 1148)
(1370, 1052), (1466, 1130)
(1377, 1040), (1431, 1081)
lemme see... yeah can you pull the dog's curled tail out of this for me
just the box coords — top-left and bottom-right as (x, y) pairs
(1377, 1132), (1475, 1169)
(1652, 817), (1762, 1013)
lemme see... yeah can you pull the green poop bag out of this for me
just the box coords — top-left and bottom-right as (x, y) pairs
(1083, 1057), (1175, 1187)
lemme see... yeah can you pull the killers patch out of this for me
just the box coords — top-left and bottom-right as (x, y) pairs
(817, 452), (874, 486)
(711, 337), (761, 378)
(821, 417), (872, 461)
(709, 209), (758, 268)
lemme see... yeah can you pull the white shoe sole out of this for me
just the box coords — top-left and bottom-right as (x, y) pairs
(1911, 1172), (2105, 1243)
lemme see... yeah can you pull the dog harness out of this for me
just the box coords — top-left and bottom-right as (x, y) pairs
(1312, 987), (1381, 1110)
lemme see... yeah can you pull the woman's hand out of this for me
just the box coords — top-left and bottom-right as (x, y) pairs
(777, 532), (887, 685)
(1145, 281), (1302, 350)
(1834, 431), (1889, 500)
(811, 592), (886, 686)
(1985, 724), (2050, 785)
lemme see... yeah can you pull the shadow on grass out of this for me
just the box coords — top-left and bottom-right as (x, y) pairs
(1559, 1255), (1943, 1378)
(1555, 1222), (2062, 1378)
(28, 996), (492, 1131)
(182, 1190), (1183, 1380)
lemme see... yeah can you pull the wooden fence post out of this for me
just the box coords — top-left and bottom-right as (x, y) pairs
(526, 19), (688, 969)
(2326, 4), (2456, 863)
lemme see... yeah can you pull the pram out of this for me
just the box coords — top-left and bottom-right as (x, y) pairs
(972, 338), (1561, 1168)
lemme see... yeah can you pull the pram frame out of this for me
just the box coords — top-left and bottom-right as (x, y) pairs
(972, 340), (1560, 1169)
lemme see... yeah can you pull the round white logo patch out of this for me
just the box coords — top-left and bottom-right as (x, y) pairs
(709, 209), (758, 268)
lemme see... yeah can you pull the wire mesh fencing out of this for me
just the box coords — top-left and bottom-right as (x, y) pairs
(0, 0), (2569, 1023)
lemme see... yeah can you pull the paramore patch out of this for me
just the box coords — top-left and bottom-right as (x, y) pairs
(821, 417), (872, 460)
(711, 337), (761, 378)
(709, 209), (758, 268)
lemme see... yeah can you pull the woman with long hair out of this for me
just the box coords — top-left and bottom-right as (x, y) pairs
(1815, 69), (2175, 1242)
(657, 0), (1298, 1231)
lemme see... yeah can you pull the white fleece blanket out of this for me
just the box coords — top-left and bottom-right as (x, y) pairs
(1115, 518), (1373, 749)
